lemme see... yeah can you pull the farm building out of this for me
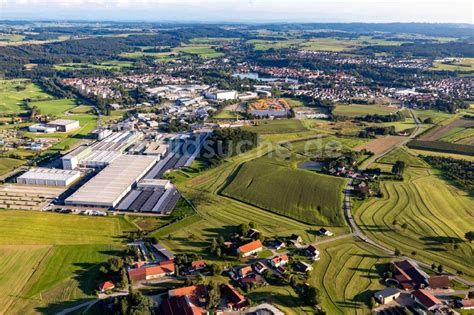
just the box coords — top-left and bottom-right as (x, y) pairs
(46, 119), (80, 132)
(222, 284), (249, 310)
(160, 285), (207, 315)
(374, 287), (400, 304)
(412, 289), (443, 311)
(237, 240), (263, 257)
(392, 260), (429, 290)
(28, 124), (57, 133)
(128, 261), (175, 283)
(65, 155), (157, 208)
(17, 168), (80, 187)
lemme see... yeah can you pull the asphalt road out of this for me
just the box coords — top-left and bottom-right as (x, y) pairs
(343, 110), (474, 288)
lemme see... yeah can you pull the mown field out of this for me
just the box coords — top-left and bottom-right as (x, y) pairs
(308, 238), (390, 315)
(54, 60), (133, 71)
(122, 44), (223, 60)
(245, 119), (308, 134)
(29, 98), (78, 116)
(333, 104), (399, 117)
(431, 58), (474, 72)
(354, 168), (474, 280)
(0, 210), (135, 314)
(377, 147), (429, 167)
(0, 79), (53, 113)
(221, 156), (346, 226)
(0, 158), (25, 177)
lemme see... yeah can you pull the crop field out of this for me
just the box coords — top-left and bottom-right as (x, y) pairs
(308, 238), (390, 315)
(438, 127), (474, 145)
(29, 98), (78, 116)
(221, 156), (346, 226)
(421, 118), (474, 142)
(354, 168), (474, 280)
(0, 210), (135, 314)
(431, 58), (474, 72)
(174, 45), (224, 58)
(354, 135), (407, 155)
(413, 109), (453, 124)
(245, 119), (308, 134)
(333, 104), (399, 117)
(409, 149), (474, 161)
(407, 140), (474, 156)
(0, 158), (25, 177)
(0, 79), (53, 113)
(153, 146), (348, 260)
(377, 147), (429, 167)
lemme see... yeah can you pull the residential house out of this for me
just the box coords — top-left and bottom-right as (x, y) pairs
(319, 228), (334, 236)
(289, 234), (302, 246)
(295, 261), (313, 273)
(305, 245), (320, 261)
(239, 265), (254, 278)
(460, 299), (474, 310)
(412, 289), (443, 311)
(222, 284), (249, 310)
(186, 260), (206, 274)
(237, 240), (263, 257)
(374, 288), (400, 304)
(273, 239), (285, 250)
(270, 255), (289, 268)
(253, 261), (267, 274)
(98, 281), (115, 293)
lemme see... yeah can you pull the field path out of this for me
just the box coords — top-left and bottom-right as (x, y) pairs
(344, 110), (474, 288)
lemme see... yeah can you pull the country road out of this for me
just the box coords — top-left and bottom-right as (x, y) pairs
(342, 109), (474, 288)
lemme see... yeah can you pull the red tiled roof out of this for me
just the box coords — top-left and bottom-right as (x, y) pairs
(99, 281), (115, 291)
(240, 265), (253, 277)
(191, 260), (206, 269)
(159, 296), (206, 315)
(128, 262), (175, 282)
(222, 284), (247, 309)
(169, 285), (199, 297)
(461, 299), (474, 308)
(238, 240), (262, 253)
(272, 254), (288, 264)
(413, 289), (442, 309)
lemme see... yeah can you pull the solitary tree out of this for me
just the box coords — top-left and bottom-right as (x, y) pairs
(465, 231), (474, 243)
(394, 248), (401, 256)
(392, 160), (406, 176)
(437, 265), (444, 273)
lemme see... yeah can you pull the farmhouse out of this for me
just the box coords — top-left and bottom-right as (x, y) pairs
(253, 261), (267, 274)
(127, 261), (175, 283)
(65, 155), (157, 208)
(239, 265), (254, 278)
(374, 288), (400, 305)
(460, 299), (474, 310)
(392, 260), (429, 290)
(319, 227), (334, 236)
(237, 240), (263, 257)
(412, 289), (443, 311)
(222, 284), (249, 310)
(17, 168), (80, 187)
(289, 234), (303, 246)
(160, 285), (207, 315)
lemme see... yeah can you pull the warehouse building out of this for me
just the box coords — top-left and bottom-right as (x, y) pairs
(28, 124), (57, 134)
(65, 155), (157, 208)
(205, 90), (237, 101)
(47, 119), (80, 132)
(61, 131), (142, 170)
(17, 168), (81, 187)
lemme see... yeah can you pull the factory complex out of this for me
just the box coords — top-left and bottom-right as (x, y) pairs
(17, 168), (81, 187)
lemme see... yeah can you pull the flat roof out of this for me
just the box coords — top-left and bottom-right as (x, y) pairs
(65, 155), (157, 207)
(48, 119), (79, 126)
(18, 168), (80, 181)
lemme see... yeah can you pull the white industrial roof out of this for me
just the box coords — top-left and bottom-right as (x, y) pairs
(48, 119), (79, 126)
(65, 155), (157, 207)
(18, 168), (80, 181)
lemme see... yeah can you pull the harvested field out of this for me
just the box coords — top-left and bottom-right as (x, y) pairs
(377, 147), (429, 167)
(421, 118), (474, 141)
(333, 104), (399, 117)
(354, 135), (407, 155)
(355, 168), (474, 280)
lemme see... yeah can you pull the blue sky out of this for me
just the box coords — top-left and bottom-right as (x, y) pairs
(1, 0), (472, 23)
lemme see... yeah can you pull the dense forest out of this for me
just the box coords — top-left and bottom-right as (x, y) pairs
(201, 128), (259, 163)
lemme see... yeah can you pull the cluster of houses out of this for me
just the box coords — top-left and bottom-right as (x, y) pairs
(373, 260), (474, 313)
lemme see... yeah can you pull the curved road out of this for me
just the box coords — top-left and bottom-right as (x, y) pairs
(343, 110), (473, 288)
